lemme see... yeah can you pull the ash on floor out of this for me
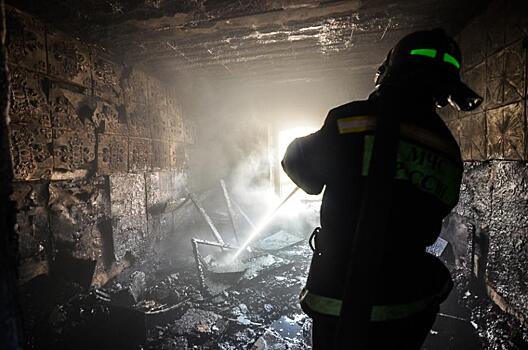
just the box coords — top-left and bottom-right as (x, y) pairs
(19, 228), (528, 349)
(139, 241), (313, 349)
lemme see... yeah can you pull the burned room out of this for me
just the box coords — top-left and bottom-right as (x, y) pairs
(1, 0), (528, 349)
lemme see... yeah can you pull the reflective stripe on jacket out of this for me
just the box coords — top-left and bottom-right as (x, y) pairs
(300, 276), (452, 322)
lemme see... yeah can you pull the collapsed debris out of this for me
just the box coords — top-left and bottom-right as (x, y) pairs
(17, 181), (528, 349)
(144, 240), (313, 349)
(188, 181), (301, 297)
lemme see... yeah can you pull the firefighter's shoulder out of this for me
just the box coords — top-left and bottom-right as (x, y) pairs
(326, 99), (374, 119)
(325, 99), (377, 135)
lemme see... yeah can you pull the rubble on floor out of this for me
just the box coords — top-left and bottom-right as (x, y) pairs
(451, 268), (528, 350)
(143, 239), (313, 349)
(18, 210), (528, 349)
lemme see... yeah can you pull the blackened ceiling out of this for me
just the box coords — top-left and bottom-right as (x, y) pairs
(8, 0), (487, 84)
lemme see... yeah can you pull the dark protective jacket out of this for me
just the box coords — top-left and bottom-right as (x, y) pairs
(282, 88), (463, 316)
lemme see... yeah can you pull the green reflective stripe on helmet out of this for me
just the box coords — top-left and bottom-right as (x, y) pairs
(443, 53), (461, 69)
(362, 136), (461, 207)
(301, 288), (447, 321)
(409, 49), (461, 69)
(410, 48), (437, 58)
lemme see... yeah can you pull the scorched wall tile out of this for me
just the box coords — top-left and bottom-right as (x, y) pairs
(109, 173), (148, 260)
(97, 133), (128, 175)
(463, 62), (486, 112)
(52, 128), (96, 173)
(152, 140), (170, 171)
(122, 67), (148, 105)
(9, 123), (53, 181)
(91, 48), (123, 104)
(146, 171), (173, 208)
(147, 76), (166, 109)
(150, 106), (170, 141)
(166, 103), (184, 143)
(487, 101), (525, 160)
(48, 177), (110, 269)
(129, 137), (152, 173)
(47, 29), (92, 88)
(503, 41), (526, 103)
(5, 6), (46, 73)
(92, 99), (128, 135)
(486, 41), (525, 109)
(460, 112), (487, 161)
(126, 101), (150, 138)
(50, 86), (95, 132)
(8, 66), (51, 127)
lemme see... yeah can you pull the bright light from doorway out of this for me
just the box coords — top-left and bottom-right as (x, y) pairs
(278, 127), (317, 159)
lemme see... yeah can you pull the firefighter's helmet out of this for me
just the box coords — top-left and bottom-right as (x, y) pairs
(375, 28), (482, 111)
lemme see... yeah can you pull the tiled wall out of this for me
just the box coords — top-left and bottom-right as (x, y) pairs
(6, 5), (194, 285)
(441, 0), (527, 161)
(442, 0), (528, 323)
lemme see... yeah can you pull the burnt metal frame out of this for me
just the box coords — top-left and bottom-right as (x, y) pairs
(187, 181), (264, 293)
(220, 179), (240, 244)
(191, 238), (238, 293)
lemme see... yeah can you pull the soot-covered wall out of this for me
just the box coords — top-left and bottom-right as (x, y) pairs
(6, 5), (194, 286)
(440, 0), (528, 324)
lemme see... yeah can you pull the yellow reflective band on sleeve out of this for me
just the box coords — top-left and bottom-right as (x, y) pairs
(337, 115), (376, 134)
(300, 282), (450, 321)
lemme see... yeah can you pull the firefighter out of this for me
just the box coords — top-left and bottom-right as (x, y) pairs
(281, 28), (482, 349)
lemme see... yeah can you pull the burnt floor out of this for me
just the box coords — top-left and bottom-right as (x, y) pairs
(18, 228), (528, 349)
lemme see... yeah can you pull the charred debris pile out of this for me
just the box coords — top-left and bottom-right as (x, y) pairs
(19, 183), (318, 349)
(18, 181), (528, 349)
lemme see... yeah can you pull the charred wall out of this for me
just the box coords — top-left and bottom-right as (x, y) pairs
(0, 3), (22, 348)
(441, 0), (528, 325)
(6, 5), (194, 286)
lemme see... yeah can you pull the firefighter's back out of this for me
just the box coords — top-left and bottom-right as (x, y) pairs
(307, 93), (462, 304)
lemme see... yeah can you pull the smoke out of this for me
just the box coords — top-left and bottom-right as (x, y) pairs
(227, 145), (320, 250)
(178, 71), (373, 194)
(165, 70), (373, 259)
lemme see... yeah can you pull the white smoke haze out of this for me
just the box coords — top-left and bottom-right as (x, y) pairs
(226, 148), (320, 261)
(165, 72), (373, 262)
(172, 171), (188, 198)
(166, 137), (319, 265)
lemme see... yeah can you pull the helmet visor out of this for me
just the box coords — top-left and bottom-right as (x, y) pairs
(447, 81), (483, 111)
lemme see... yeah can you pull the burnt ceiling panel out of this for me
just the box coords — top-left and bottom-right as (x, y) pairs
(7, 0), (487, 83)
